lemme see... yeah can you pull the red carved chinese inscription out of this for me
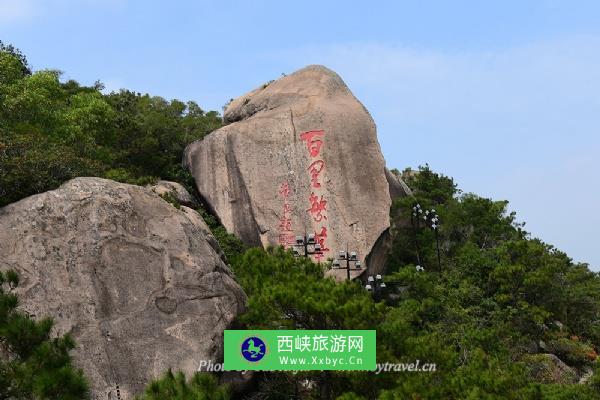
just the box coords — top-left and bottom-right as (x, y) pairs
(300, 130), (325, 158)
(315, 226), (330, 252)
(279, 181), (291, 198)
(307, 160), (325, 189)
(307, 193), (327, 222)
(300, 129), (331, 262)
(313, 226), (330, 262)
(278, 181), (294, 247)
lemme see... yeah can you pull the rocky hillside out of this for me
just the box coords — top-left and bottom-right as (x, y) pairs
(1, 42), (599, 399)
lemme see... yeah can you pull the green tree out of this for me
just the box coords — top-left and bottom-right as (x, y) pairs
(380, 165), (600, 399)
(0, 270), (89, 399)
(137, 370), (230, 400)
(0, 43), (223, 207)
(0, 40), (30, 96)
(0, 132), (102, 206)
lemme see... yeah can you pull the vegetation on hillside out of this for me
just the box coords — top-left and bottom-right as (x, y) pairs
(191, 165), (599, 399)
(0, 270), (89, 399)
(2, 43), (600, 399)
(136, 370), (230, 400)
(0, 40), (221, 207)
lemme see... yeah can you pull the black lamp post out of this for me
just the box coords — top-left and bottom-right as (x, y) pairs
(292, 233), (323, 258)
(411, 203), (424, 268)
(331, 247), (363, 280)
(411, 203), (442, 273)
(423, 209), (442, 273)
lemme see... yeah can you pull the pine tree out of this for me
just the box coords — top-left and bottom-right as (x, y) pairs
(0, 270), (89, 399)
(137, 370), (230, 400)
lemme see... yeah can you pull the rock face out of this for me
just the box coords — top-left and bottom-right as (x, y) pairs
(184, 65), (394, 278)
(0, 178), (246, 399)
(523, 353), (577, 384)
(362, 168), (413, 278)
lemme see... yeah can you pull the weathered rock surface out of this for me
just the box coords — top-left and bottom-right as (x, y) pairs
(184, 65), (394, 278)
(523, 353), (578, 384)
(0, 178), (246, 399)
(149, 180), (198, 208)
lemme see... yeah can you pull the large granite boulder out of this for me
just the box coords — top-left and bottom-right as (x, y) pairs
(184, 65), (395, 279)
(0, 178), (246, 399)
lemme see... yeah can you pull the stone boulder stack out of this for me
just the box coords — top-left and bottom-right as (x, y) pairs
(0, 178), (246, 398)
(184, 65), (406, 278)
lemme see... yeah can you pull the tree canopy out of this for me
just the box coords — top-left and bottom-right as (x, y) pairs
(191, 165), (600, 399)
(0, 44), (221, 207)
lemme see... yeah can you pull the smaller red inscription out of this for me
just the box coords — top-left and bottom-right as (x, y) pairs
(315, 226), (330, 252)
(279, 182), (291, 198)
(278, 216), (291, 232)
(278, 181), (293, 247)
(278, 233), (296, 246)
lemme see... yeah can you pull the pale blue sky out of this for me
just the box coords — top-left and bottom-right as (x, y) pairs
(1, 1), (599, 269)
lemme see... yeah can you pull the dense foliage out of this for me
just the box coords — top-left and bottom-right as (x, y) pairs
(190, 165), (600, 399)
(136, 370), (230, 400)
(0, 270), (89, 399)
(0, 41), (221, 207)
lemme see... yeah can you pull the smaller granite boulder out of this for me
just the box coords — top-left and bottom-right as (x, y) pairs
(385, 168), (412, 200)
(149, 180), (198, 208)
